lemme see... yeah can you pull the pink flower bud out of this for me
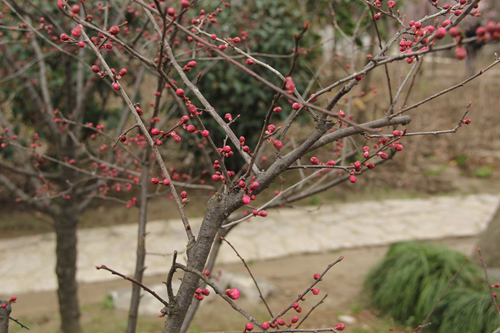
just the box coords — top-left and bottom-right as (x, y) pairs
(71, 26), (81, 37)
(109, 25), (120, 35)
(246, 58), (255, 65)
(250, 182), (259, 191)
(186, 125), (196, 133)
(273, 140), (283, 150)
(313, 273), (320, 280)
(273, 106), (282, 113)
(163, 179), (170, 186)
(291, 316), (298, 324)
(224, 288), (240, 300)
(151, 128), (161, 135)
(277, 319), (286, 326)
(245, 323), (253, 331)
(311, 288), (320, 295)
(349, 175), (357, 183)
(71, 4), (80, 14)
(201, 130), (209, 137)
(258, 210), (267, 217)
(167, 7), (176, 17)
(262, 322), (270, 330)
(378, 152), (388, 159)
(188, 104), (197, 114)
(112, 82), (120, 90)
(310, 157), (319, 165)
(156, 140), (163, 146)
(176, 88), (185, 98)
(292, 103), (302, 110)
(151, 177), (159, 184)
(335, 323), (346, 331)
(242, 195), (251, 204)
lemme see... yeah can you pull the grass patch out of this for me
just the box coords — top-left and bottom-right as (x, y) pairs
(364, 242), (500, 332)
(472, 167), (493, 178)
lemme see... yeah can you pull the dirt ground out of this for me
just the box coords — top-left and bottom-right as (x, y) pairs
(5, 237), (477, 333)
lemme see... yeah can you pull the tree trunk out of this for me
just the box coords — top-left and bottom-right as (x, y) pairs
(126, 159), (150, 333)
(474, 201), (500, 268)
(0, 300), (11, 333)
(54, 204), (81, 333)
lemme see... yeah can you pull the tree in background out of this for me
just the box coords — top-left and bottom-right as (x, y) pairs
(0, 0), (499, 333)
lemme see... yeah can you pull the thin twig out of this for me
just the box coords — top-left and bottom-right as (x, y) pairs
(221, 237), (274, 317)
(9, 316), (29, 330)
(295, 294), (328, 329)
(96, 265), (168, 307)
(390, 57), (500, 118)
(477, 248), (500, 317)
(174, 263), (263, 329)
(271, 256), (344, 323)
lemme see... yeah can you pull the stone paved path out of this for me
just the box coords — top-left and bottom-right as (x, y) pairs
(1, 194), (498, 295)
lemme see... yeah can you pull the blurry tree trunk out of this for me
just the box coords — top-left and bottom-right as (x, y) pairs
(126, 156), (150, 333)
(465, 44), (478, 78)
(0, 300), (11, 333)
(53, 203), (81, 333)
(474, 201), (500, 268)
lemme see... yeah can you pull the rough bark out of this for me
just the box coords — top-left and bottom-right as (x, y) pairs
(162, 119), (333, 333)
(54, 203), (81, 333)
(474, 201), (500, 268)
(0, 300), (11, 333)
(126, 158), (150, 333)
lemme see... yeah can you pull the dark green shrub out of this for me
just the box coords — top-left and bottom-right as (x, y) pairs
(364, 242), (499, 332)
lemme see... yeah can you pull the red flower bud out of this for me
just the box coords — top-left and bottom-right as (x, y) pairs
(176, 89), (185, 98)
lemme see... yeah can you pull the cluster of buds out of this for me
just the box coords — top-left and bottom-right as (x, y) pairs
(126, 197), (137, 209)
(285, 76), (295, 94)
(150, 177), (170, 186)
(309, 157), (337, 167)
(218, 145), (234, 158)
(183, 61), (197, 72)
(291, 301), (303, 313)
(212, 170), (235, 182)
(240, 177), (261, 204)
(194, 287), (210, 300)
(477, 22), (500, 42)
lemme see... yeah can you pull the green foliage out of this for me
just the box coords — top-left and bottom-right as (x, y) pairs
(100, 294), (115, 309)
(472, 167), (493, 178)
(192, 0), (321, 168)
(432, 289), (500, 333)
(364, 242), (496, 331)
